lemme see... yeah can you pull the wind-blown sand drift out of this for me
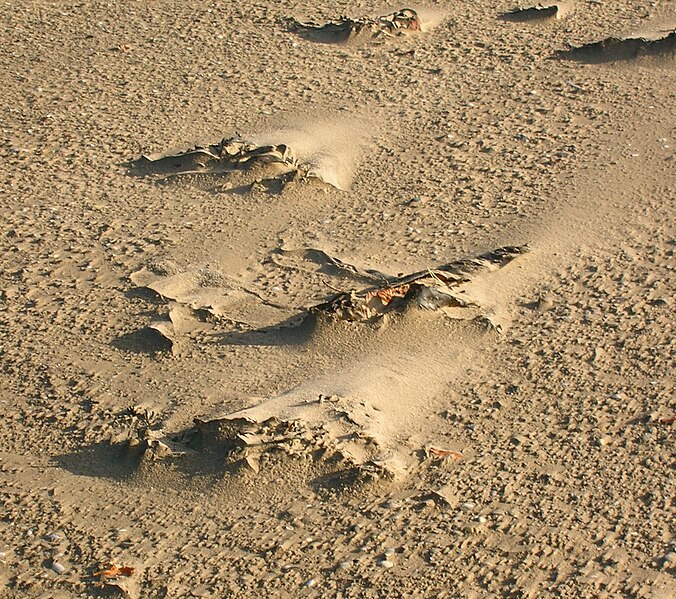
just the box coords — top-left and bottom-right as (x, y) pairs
(121, 246), (528, 481)
(131, 129), (357, 191)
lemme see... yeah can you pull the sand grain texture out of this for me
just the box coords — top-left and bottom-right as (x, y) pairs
(0, 1), (674, 598)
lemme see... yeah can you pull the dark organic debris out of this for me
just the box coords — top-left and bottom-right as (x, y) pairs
(130, 136), (341, 190)
(556, 30), (675, 63)
(289, 8), (422, 44)
(426, 447), (464, 460)
(120, 413), (391, 481)
(500, 3), (564, 22)
(113, 245), (528, 480)
(313, 246), (529, 322)
(121, 246), (528, 352)
(192, 416), (330, 474)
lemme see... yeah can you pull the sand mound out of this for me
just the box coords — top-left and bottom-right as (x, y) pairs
(499, 2), (573, 23)
(289, 8), (424, 44)
(129, 119), (363, 192)
(250, 119), (364, 191)
(556, 30), (675, 63)
(118, 246), (527, 481)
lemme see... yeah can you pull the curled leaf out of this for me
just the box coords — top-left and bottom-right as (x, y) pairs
(428, 447), (464, 460)
(94, 564), (135, 578)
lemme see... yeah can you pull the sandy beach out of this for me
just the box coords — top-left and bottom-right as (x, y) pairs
(0, 1), (674, 597)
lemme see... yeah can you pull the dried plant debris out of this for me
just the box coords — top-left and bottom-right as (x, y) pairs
(556, 30), (675, 63)
(93, 564), (135, 579)
(289, 8), (422, 44)
(190, 414), (389, 478)
(426, 447), (464, 460)
(312, 246), (528, 323)
(115, 246), (528, 481)
(499, 2), (572, 22)
(122, 246), (528, 354)
(130, 136), (343, 190)
(125, 403), (398, 481)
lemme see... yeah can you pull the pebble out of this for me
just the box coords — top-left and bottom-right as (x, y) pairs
(377, 559), (394, 569)
(51, 562), (66, 574)
(303, 578), (317, 588)
(384, 547), (395, 556)
(609, 393), (622, 400)
(662, 552), (676, 568)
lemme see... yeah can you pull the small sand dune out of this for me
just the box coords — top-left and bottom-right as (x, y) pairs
(556, 29), (675, 62)
(129, 118), (365, 192)
(499, 2), (574, 23)
(122, 246), (528, 481)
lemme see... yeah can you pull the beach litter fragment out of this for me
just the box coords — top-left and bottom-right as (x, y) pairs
(289, 8), (422, 43)
(117, 245), (528, 480)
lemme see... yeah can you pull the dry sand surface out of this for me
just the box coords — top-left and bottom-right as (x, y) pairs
(0, 1), (674, 597)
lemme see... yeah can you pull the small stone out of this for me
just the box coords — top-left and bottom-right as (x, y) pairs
(598, 436), (611, 447)
(337, 561), (351, 570)
(377, 559), (394, 569)
(384, 547), (395, 556)
(609, 393), (622, 400)
(51, 562), (66, 574)
(303, 578), (317, 588)
(478, 516), (488, 524)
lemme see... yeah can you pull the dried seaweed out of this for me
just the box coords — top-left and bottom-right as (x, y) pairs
(290, 8), (422, 44)
(130, 136), (341, 190)
(313, 246), (529, 322)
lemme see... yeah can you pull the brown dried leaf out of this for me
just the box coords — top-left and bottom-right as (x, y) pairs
(428, 447), (464, 460)
(94, 564), (135, 578)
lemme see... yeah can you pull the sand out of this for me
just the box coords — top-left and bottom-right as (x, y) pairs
(0, 1), (674, 597)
